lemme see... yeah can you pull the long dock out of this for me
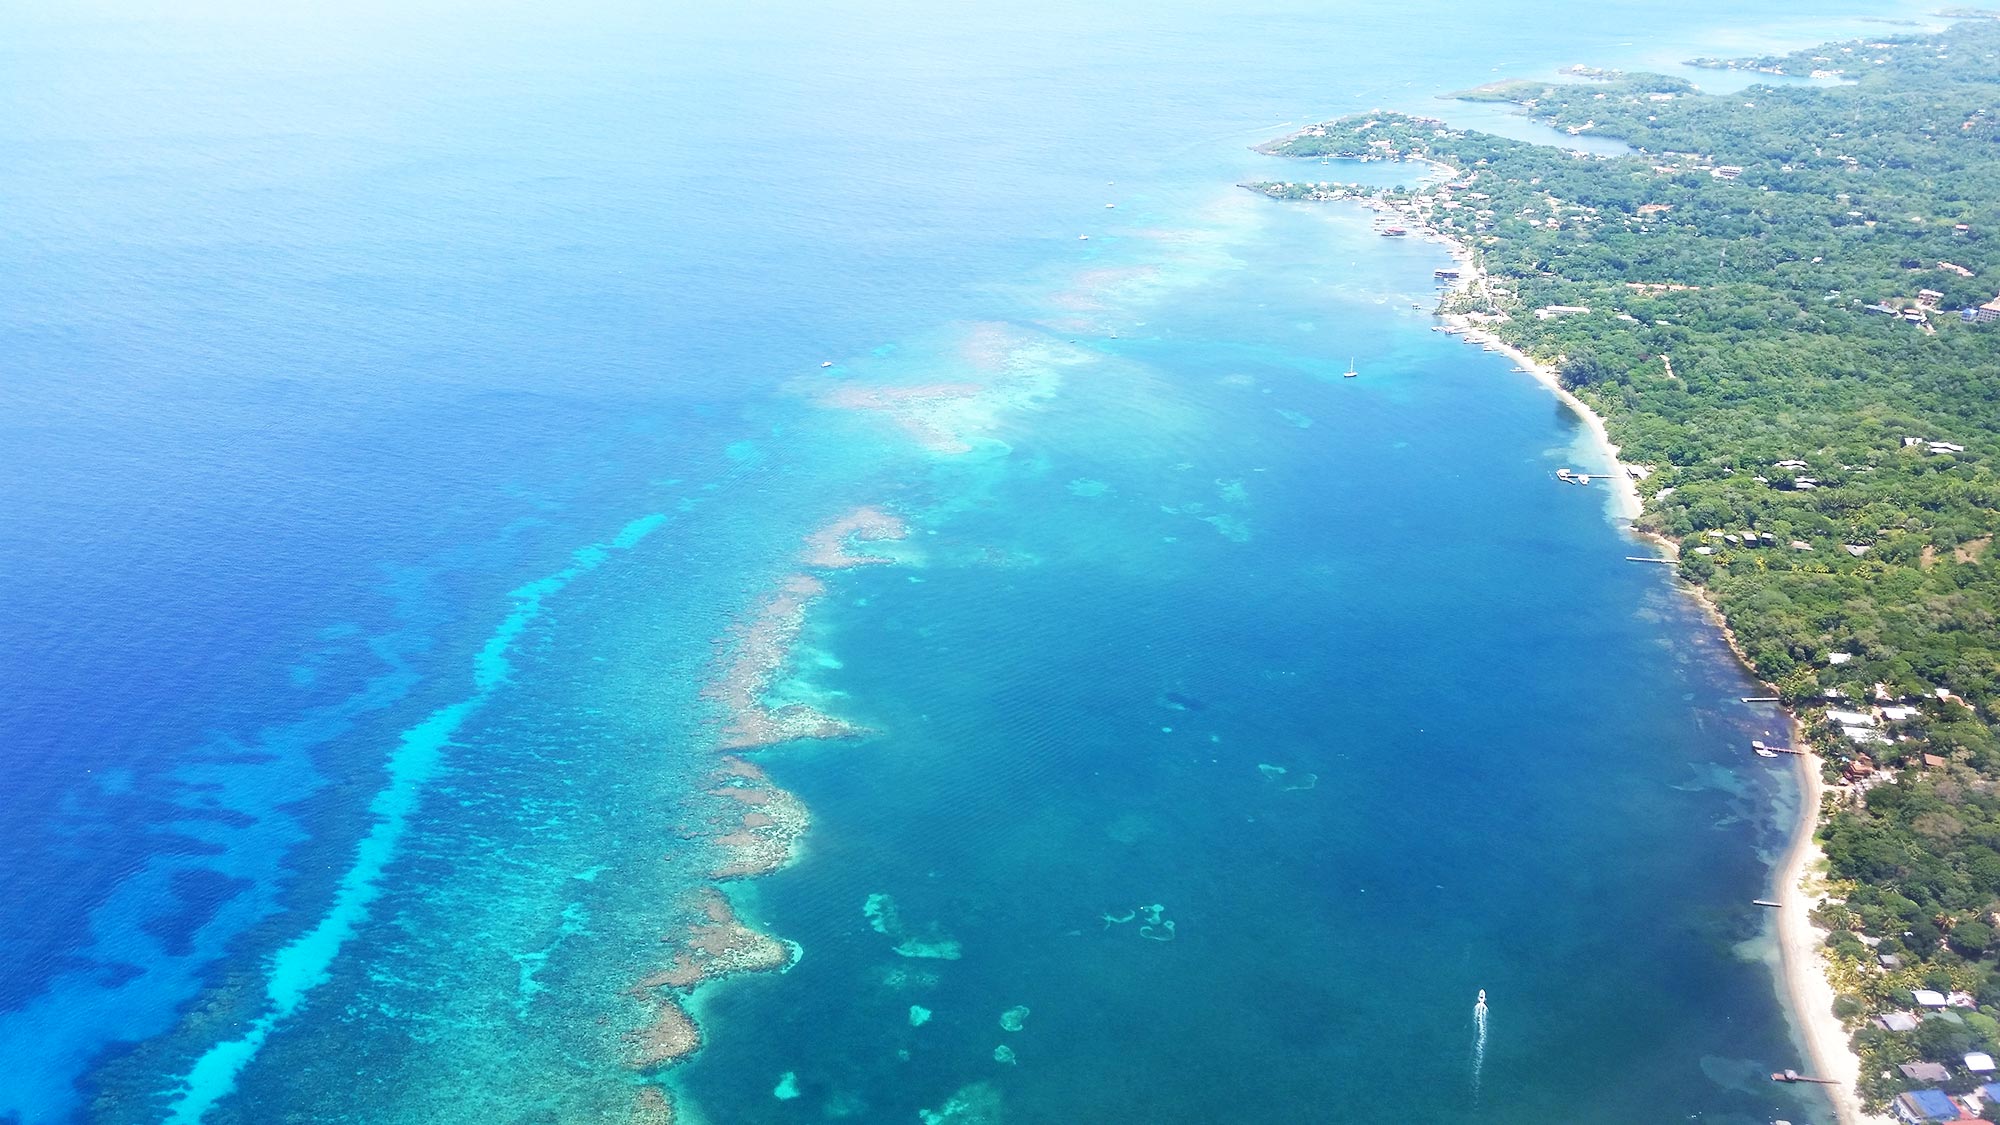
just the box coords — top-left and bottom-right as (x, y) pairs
(1753, 899), (1782, 908)
(1741, 696), (1780, 703)
(1625, 556), (1675, 564)
(1752, 740), (1805, 756)
(1770, 1069), (1837, 1085)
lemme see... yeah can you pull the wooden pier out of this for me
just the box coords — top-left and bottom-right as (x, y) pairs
(1626, 556), (1675, 564)
(1770, 1069), (1837, 1085)
(1753, 899), (1782, 908)
(1740, 696), (1780, 703)
(1752, 740), (1805, 756)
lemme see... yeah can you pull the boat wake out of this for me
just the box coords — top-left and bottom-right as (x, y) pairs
(1472, 988), (1488, 1105)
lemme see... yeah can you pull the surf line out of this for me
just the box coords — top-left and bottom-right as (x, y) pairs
(162, 512), (669, 1124)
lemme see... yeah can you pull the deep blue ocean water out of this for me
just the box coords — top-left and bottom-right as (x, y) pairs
(0, 2), (1925, 1122)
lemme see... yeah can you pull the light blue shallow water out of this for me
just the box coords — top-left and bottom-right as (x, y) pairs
(0, 2), (1921, 1122)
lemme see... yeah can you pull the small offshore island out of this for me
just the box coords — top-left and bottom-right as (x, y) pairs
(1255, 17), (2000, 1124)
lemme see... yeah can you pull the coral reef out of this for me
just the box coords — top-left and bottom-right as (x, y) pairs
(802, 505), (911, 569)
(628, 888), (793, 1073)
(705, 574), (860, 751)
(705, 758), (810, 880)
(638, 888), (792, 992)
(629, 999), (700, 1069)
(630, 1084), (676, 1124)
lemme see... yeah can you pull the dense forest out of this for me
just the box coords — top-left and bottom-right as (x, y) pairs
(1260, 20), (2000, 1112)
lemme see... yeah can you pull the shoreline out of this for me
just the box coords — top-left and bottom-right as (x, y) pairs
(1438, 312), (1644, 524)
(1649, 516), (1883, 1124)
(1299, 175), (1645, 525)
(1776, 724), (1882, 1125)
(1412, 214), (1878, 1124)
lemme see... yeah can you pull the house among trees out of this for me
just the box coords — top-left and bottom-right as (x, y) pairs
(1900, 1061), (1952, 1083)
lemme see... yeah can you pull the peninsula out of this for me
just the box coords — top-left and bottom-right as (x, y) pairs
(1255, 18), (2000, 1122)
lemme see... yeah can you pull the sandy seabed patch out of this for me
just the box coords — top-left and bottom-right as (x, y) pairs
(816, 382), (986, 455)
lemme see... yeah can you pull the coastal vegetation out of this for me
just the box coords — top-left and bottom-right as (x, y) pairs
(1258, 18), (2000, 1113)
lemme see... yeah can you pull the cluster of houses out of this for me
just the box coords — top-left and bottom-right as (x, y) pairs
(1817, 670), (1972, 786)
(1905, 436), (1969, 455)
(1686, 477), (1837, 555)
(1626, 280), (1699, 294)
(1931, 275), (2000, 325)
(1691, 530), (1840, 556)
(1687, 449), (1976, 559)
(1960, 297), (2000, 324)
(1823, 699), (1922, 748)
(1726, 441), (1972, 513)
(1871, 994), (2000, 1121)
(1641, 151), (1747, 181)
(1868, 300), (1936, 328)
(1760, 457), (1824, 492)
(1863, 270), (1994, 329)
(1691, 528), (1780, 556)
(1533, 304), (1591, 320)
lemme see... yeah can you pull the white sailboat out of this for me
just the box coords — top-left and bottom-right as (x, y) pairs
(1343, 356), (1357, 378)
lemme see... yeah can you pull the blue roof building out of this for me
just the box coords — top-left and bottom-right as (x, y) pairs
(1894, 1088), (1958, 1123)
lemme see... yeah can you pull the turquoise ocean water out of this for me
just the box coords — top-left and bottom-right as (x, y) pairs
(0, 2), (1925, 1122)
